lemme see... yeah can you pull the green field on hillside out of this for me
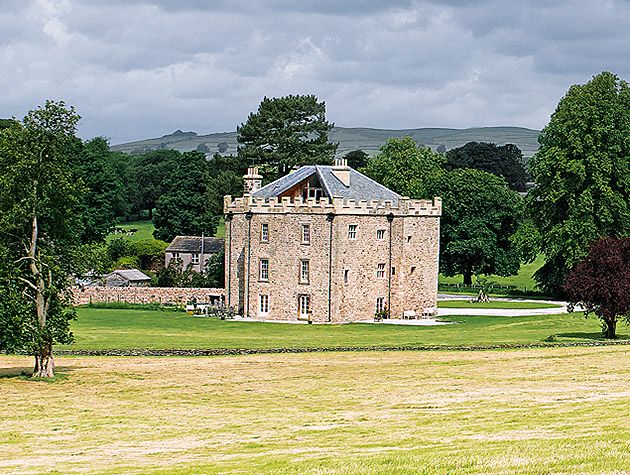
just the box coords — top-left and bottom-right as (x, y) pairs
(107, 218), (225, 242)
(56, 307), (620, 351)
(107, 219), (156, 242)
(2, 346), (628, 474)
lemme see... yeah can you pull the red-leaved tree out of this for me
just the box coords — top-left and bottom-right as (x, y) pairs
(564, 237), (630, 339)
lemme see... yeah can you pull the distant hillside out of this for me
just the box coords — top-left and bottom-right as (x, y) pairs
(111, 126), (541, 158)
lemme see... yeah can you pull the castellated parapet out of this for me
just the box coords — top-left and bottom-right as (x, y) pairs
(224, 195), (442, 217)
(223, 167), (442, 323)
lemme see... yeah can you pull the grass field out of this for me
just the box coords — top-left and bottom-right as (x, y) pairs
(437, 300), (561, 309)
(439, 255), (546, 292)
(56, 307), (621, 351)
(107, 219), (156, 242)
(107, 218), (225, 241)
(1, 346), (628, 474)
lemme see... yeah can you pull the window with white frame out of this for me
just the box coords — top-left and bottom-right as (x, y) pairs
(259, 259), (269, 281)
(298, 294), (310, 318)
(376, 263), (386, 278)
(191, 253), (200, 265)
(259, 294), (269, 315)
(172, 252), (181, 261)
(300, 259), (310, 284)
(348, 224), (357, 239)
(301, 223), (311, 244)
(376, 229), (385, 240)
(376, 297), (385, 313)
(261, 223), (269, 242)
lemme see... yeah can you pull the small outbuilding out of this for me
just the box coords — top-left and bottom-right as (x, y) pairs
(165, 236), (224, 272)
(104, 269), (152, 287)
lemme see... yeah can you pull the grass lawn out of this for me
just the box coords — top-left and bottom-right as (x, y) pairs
(1, 346), (629, 474)
(107, 218), (225, 241)
(107, 219), (156, 242)
(440, 254), (545, 292)
(438, 300), (562, 309)
(56, 307), (623, 351)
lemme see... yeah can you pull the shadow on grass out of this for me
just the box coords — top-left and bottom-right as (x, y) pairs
(0, 365), (75, 383)
(557, 332), (629, 341)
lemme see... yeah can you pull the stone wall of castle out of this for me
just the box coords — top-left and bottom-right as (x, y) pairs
(224, 195), (442, 322)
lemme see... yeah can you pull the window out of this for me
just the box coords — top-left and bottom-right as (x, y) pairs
(191, 253), (200, 265)
(407, 235), (412, 243)
(301, 224), (311, 244)
(376, 229), (385, 240)
(376, 297), (385, 313)
(348, 224), (357, 239)
(259, 294), (269, 315)
(259, 259), (269, 281)
(391, 266), (396, 276)
(377, 263), (386, 278)
(298, 294), (310, 318)
(343, 269), (349, 284)
(261, 223), (269, 242)
(410, 266), (416, 275)
(173, 252), (180, 261)
(300, 259), (310, 284)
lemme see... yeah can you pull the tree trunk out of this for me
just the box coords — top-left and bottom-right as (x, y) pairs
(33, 342), (55, 378)
(463, 269), (472, 286)
(148, 208), (153, 219)
(604, 317), (617, 339)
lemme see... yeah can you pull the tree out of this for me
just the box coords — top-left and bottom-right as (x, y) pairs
(131, 149), (180, 218)
(75, 137), (130, 242)
(344, 149), (369, 170)
(446, 142), (529, 191)
(207, 153), (247, 217)
(564, 237), (630, 338)
(529, 72), (630, 295)
(362, 136), (445, 198)
(237, 95), (337, 181)
(153, 151), (217, 242)
(0, 101), (84, 377)
(429, 169), (522, 285)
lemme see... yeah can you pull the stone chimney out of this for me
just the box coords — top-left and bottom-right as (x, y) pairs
(243, 166), (262, 194)
(332, 157), (350, 187)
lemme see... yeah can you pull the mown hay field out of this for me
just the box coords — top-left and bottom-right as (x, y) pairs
(1, 346), (629, 474)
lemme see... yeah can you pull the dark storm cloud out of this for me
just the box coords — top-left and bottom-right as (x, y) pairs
(0, 0), (628, 144)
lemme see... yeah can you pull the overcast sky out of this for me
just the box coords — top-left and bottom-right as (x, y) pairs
(2, 0), (629, 144)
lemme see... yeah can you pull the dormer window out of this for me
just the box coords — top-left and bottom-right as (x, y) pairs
(302, 184), (323, 201)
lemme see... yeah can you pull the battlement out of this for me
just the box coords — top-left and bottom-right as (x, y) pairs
(224, 195), (441, 216)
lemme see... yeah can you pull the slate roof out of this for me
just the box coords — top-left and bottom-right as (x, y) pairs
(106, 269), (151, 282)
(252, 165), (400, 204)
(166, 236), (225, 254)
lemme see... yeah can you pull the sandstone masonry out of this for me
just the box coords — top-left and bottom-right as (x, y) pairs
(224, 161), (442, 323)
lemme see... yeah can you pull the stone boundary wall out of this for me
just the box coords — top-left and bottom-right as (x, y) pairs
(71, 286), (225, 306)
(224, 195), (442, 216)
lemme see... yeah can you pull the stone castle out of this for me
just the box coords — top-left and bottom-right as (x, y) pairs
(223, 158), (442, 322)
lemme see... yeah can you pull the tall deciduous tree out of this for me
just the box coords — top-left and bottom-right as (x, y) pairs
(564, 237), (630, 339)
(446, 141), (529, 191)
(529, 72), (630, 295)
(153, 151), (217, 242)
(0, 101), (84, 377)
(362, 136), (445, 198)
(344, 149), (369, 170)
(132, 149), (180, 218)
(76, 137), (131, 241)
(429, 169), (522, 285)
(237, 95), (337, 181)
